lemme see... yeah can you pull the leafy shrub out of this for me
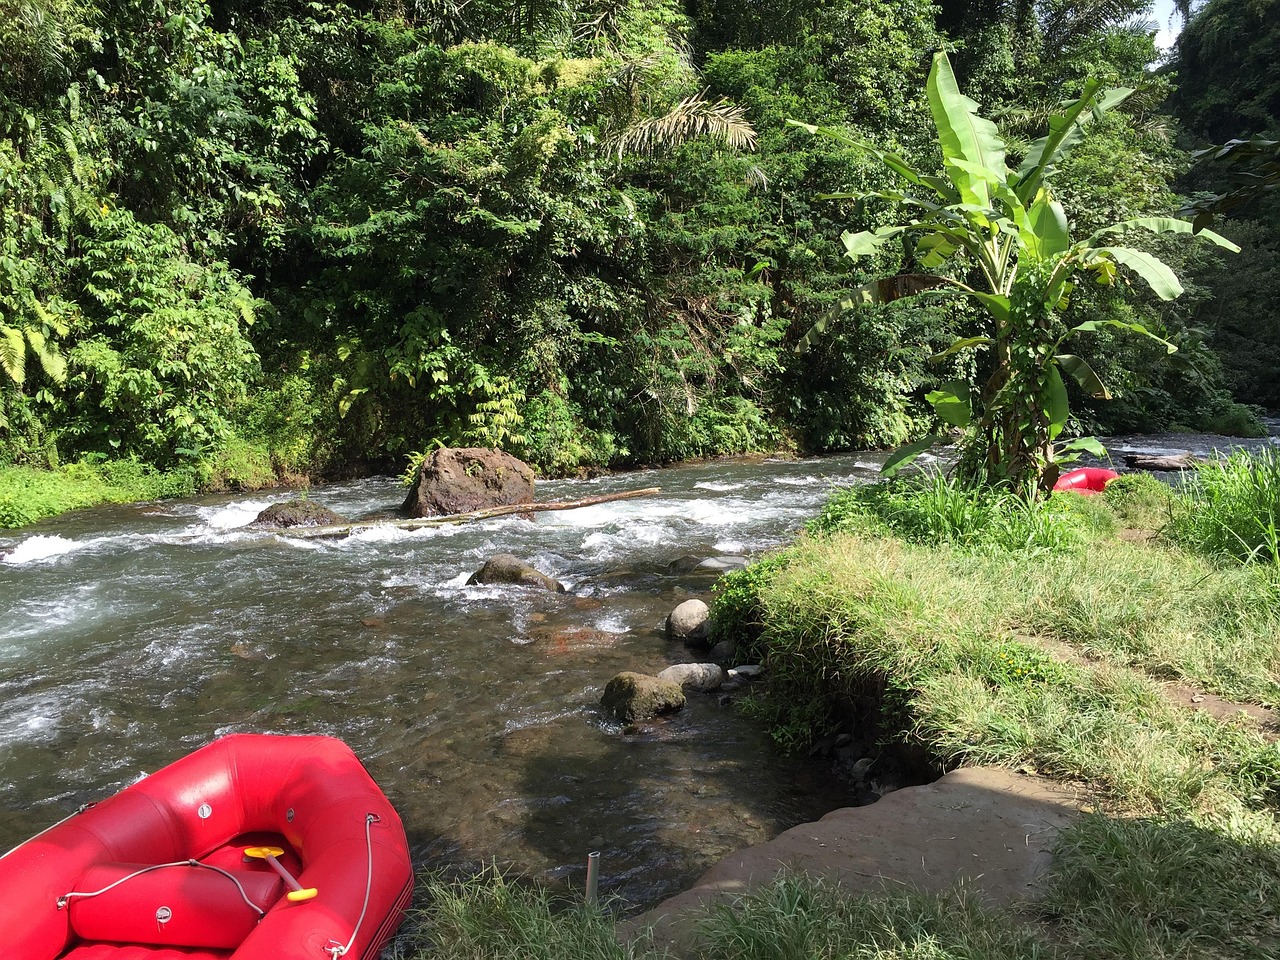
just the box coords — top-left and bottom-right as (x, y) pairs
(1169, 449), (1280, 563)
(974, 640), (1076, 689)
(517, 388), (619, 476)
(61, 211), (261, 465)
(710, 550), (798, 656)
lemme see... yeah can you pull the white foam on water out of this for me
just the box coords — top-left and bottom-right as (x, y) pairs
(193, 499), (275, 531)
(1, 589), (107, 646)
(275, 536), (328, 552)
(694, 481), (746, 492)
(2, 535), (85, 565)
(592, 613), (630, 634)
(713, 540), (746, 553)
(345, 524), (423, 544)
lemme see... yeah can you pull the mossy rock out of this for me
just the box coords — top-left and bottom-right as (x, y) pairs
(252, 499), (344, 528)
(600, 672), (685, 723)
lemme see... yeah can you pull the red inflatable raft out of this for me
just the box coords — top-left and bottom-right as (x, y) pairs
(0, 734), (413, 960)
(1052, 467), (1119, 495)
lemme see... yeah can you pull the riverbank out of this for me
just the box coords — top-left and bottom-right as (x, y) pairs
(389, 470), (1280, 958)
(0, 440), (302, 529)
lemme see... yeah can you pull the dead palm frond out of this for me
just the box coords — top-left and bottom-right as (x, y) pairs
(613, 93), (756, 159)
(573, 0), (629, 46)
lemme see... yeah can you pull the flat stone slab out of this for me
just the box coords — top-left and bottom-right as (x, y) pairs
(626, 766), (1081, 956)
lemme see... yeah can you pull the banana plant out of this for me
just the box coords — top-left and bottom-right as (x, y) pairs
(792, 51), (1239, 491)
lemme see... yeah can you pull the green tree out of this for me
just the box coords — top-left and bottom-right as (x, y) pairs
(797, 52), (1237, 490)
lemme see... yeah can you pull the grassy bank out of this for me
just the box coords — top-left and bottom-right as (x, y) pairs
(391, 464), (1280, 959)
(0, 442), (287, 529)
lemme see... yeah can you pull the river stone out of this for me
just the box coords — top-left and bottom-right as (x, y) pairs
(656, 663), (724, 692)
(251, 499), (344, 528)
(728, 664), (764, 680)
(401, 447), (535, 518)
(667, 599), (712, 644)
(708, 639), (736, 664)
(468, 554), (565, 592)
(601, 672), (685, 723)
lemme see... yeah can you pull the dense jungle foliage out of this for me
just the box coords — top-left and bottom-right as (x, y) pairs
(0, 0), (1276, 485)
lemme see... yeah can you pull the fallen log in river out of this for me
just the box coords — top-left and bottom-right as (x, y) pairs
(278, 487), (662, 540)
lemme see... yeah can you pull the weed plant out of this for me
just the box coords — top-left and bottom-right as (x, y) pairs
(1169, 449), (1280, 563)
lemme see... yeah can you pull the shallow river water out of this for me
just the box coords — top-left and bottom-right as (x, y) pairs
(0, 453), (899, 909)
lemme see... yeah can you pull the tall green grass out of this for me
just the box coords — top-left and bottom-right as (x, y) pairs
(698, 875), (1047, 960)
(391, 867), (649, 960)
(811, 473), (1112, 554)
(1045, 809), (1280, 958)
(1169, 449), (1280, 563)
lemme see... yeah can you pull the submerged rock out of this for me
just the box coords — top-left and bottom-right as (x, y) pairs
(696, 556), (749, 573)
(601, 672), (685, 723)
(667, 599), (712, 644)
(251, 500), (344, 528)
(401, 447), (535, 518)
(468, 554), (565, 592)
(657, 663), (724, 692)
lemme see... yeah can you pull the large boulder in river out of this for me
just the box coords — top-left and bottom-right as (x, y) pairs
(401, 447), (535, 518)
(252, 499), (344, 528)
(468, 554), (565, 593)
(601, 672), (685, 723)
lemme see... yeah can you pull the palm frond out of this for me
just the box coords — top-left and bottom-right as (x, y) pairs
(614, 94), (756, 158)
(0, 325), (27, 386)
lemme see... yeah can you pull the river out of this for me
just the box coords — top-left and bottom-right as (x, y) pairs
(0, 453), (895, 909)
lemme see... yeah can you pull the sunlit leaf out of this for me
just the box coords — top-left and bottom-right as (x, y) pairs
(927, 380), (972, 428)
(1057, 354), (1111, 399)
(881, 433), (942, 478)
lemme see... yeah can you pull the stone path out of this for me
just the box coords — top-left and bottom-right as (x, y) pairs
(625, 767), (1082, 957)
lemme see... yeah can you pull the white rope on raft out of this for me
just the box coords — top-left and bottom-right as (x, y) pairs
(57, 860), (269, 916)
(325, 812), (380, 959)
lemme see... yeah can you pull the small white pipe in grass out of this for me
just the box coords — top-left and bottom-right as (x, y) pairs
(585, 851), (600, 905)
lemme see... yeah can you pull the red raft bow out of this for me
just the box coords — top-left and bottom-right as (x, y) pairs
(1052, 467), (1119, 495)
(2, 734), (413, 960)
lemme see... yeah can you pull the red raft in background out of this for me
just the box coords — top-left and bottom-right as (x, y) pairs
(1052, 467), (1120, 495)
(1, 734), (414, 960)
